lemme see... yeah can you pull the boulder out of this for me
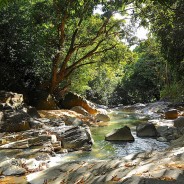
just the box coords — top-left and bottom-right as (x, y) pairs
(59, 92), (97, 115)
(0, 91), (24, 109)
(136, 123), (157, 137)
(156, 125), (179, 140)
(174, 117), (184, 128)
(171, 134), (184, 148)
(60, 126), (93, 150)
(71, 106), (90, 116)
(0, 159), (26, 176)
(95, 113), (110, 122)
(0, 110), (30, 132)
(165, 109), (178, 119)
(105, 126), (134, 141)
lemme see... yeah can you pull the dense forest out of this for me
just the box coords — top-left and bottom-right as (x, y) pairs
(0, 0), (184, 106)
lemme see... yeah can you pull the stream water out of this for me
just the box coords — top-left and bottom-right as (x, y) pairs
(59, 110), (169, 162)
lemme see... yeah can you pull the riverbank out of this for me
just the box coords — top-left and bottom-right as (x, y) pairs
(0, 92), (184, 183)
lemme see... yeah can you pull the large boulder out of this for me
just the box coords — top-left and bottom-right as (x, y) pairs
(59, 92), (97, 115)
(174, 117), (184, 128)
(105, 126), (134, 141)
(136, 123), (157, 137)
(60, 126), (93, 150)
(95, 113), (110, 122)
(0, 110), (30, 132)
(165, 109), (178, 119)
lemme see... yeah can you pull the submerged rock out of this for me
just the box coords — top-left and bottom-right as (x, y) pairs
(136, 123), (157, 137)
(105, 126), (134, 141)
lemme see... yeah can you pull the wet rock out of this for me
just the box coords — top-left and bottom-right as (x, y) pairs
(0, 159), (26, 176)
(59, 92), (97, 115)
(136, 123), (157, 137)
(174, 117), (184, 128)
(71, 106), (90, 116)
(60, 126), (93, 150)
(105, 126), (134, 141)
(157, 137), (167, 142)
(95, 113), (110, 122)
(165, 109), (178, 119)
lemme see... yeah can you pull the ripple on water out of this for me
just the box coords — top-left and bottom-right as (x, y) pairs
(58, 110), (169, 162)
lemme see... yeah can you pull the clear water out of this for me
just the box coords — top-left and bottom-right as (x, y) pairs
(59, 110), (169, 161)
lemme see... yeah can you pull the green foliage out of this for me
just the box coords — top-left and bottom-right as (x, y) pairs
(161, 82), (184, 102)
(111, 38), (165, 105)
(0, 1), (36, 91)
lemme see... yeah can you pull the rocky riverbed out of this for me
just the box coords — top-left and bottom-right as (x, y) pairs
(0, 91), (184, 183)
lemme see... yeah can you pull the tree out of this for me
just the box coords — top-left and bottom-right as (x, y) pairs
(111, 38), (165, 105)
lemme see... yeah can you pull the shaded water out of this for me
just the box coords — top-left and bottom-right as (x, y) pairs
(59, 110), (169, 161)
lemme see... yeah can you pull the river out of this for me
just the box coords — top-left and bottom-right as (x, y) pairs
(57, 109), (169, 162)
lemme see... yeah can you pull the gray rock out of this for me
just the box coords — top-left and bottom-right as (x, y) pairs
(29, 118), (44, 129)
(157, 137), (167, 142)
(0, 110), (30, 132)
(105, 126), (134, 141)
(157, 126), (169, 137)
(0, 159), (26, 176)
(61, 126), (93, 150)
(65, 117), (83, 126)
(71, 106), (90, 116)
(174, 117), (184, 128)
(136, 123), (157, 137)
(95, 113), (110, 122)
